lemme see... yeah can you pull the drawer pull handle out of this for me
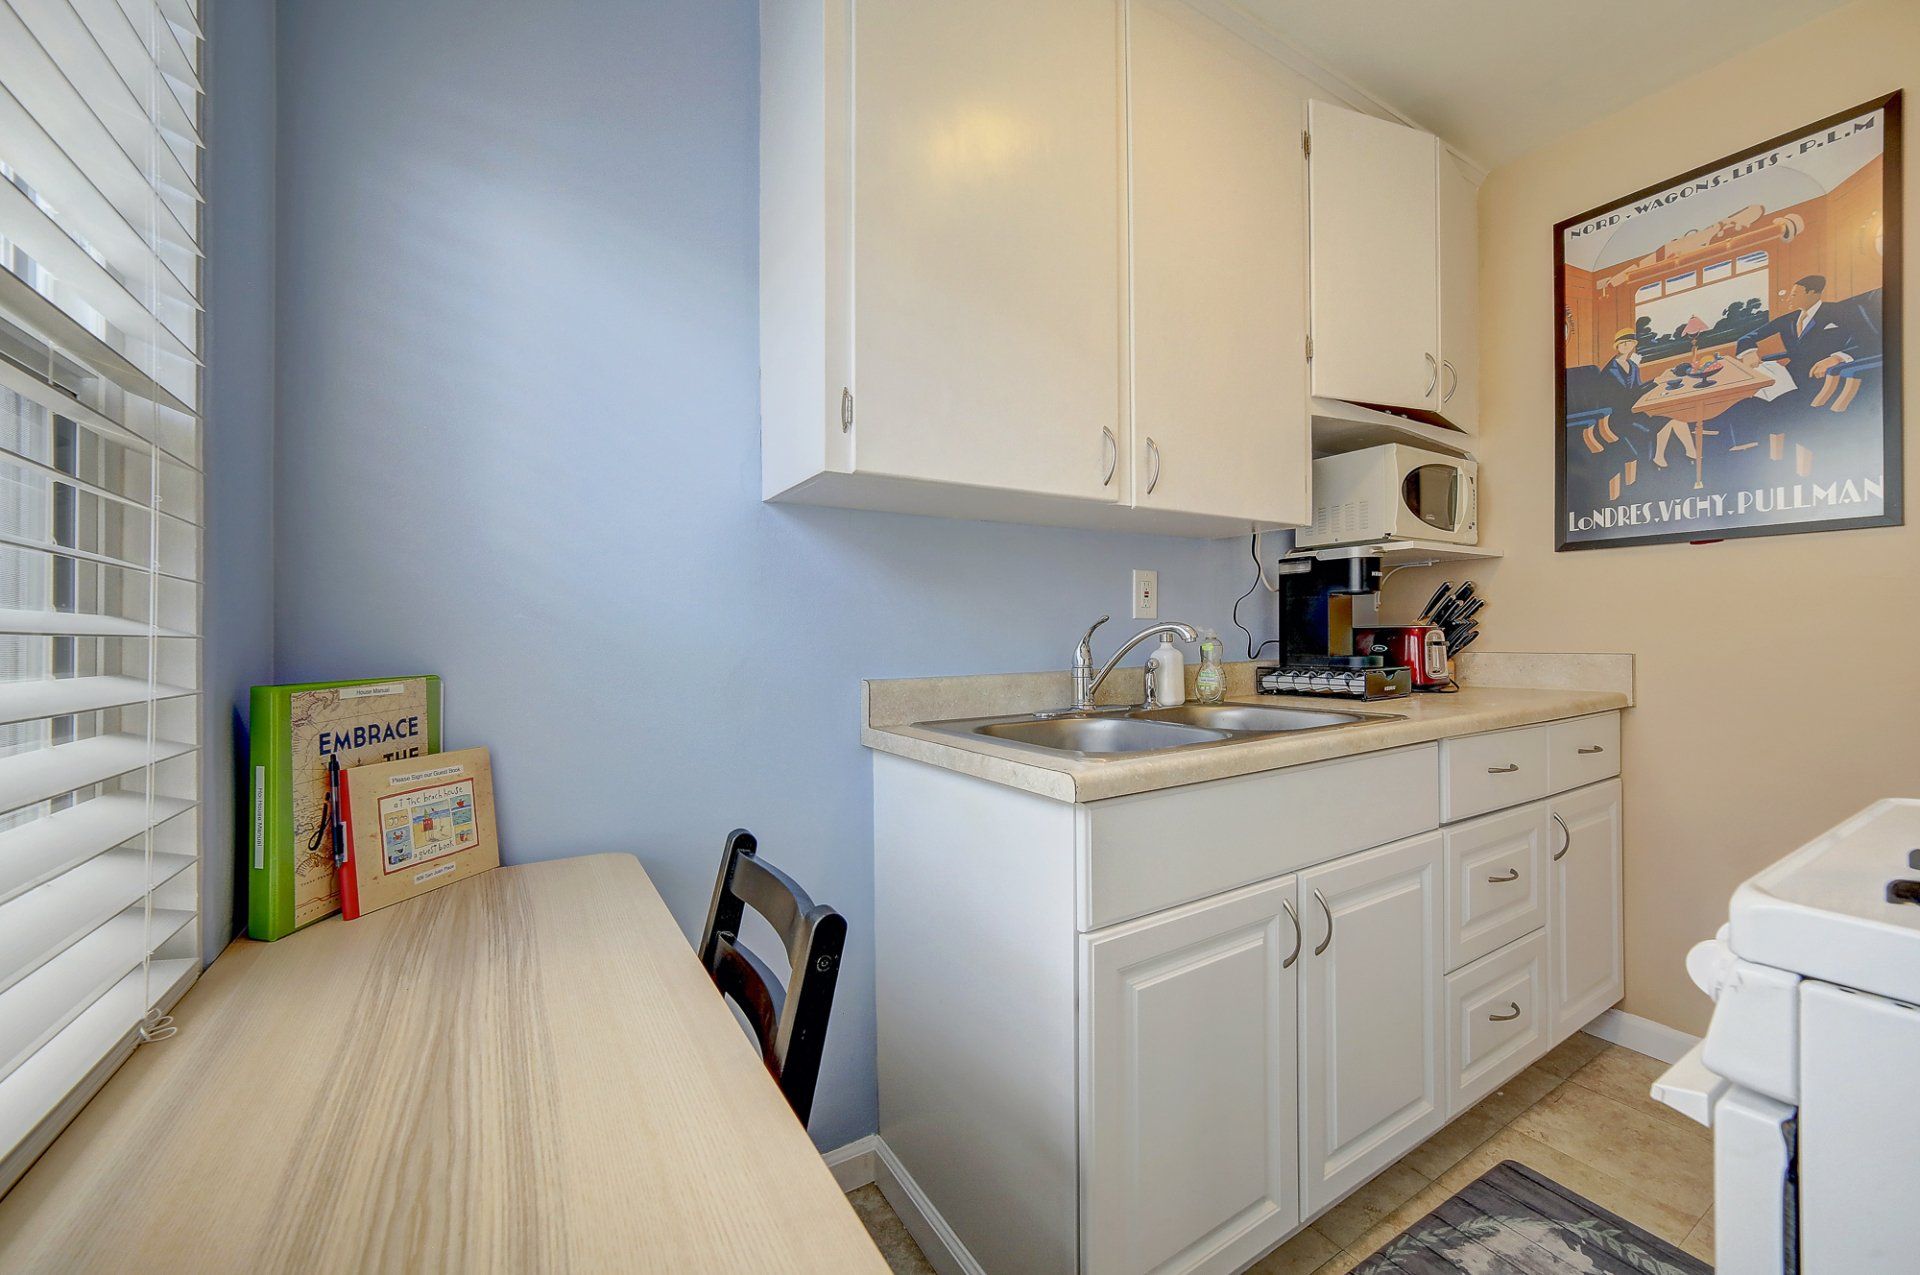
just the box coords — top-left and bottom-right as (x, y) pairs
(1312, 889), (1333, 956)
(1489, 1001), (1522, 1022)
(1281, 898), (1302, 969)
(1486, 868), (1520, 884)
(1578, 745), (1606, 755)
(1487, 763), (1520, 774)
(1552, 812), (1571, 861)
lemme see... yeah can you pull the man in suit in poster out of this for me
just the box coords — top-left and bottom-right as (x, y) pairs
(1735, 274), (1875, 390)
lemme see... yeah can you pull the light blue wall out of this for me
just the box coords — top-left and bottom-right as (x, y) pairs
(200, 0), (277, 962)
(272, 0), (1271, 1147)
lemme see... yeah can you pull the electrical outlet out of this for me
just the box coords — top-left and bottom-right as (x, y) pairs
(1131, 569), (1158, 620)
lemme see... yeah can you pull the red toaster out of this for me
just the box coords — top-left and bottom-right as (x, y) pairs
(1354, 625), (1451, 689)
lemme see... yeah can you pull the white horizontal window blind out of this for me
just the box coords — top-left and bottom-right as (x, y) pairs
(0, 0), (203, 1195)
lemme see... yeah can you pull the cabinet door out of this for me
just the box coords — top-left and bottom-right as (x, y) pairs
(1548, 779), (1624, 1043)
(1306, 100), (1439, 414)
(1083, 875), (1302, 1275)
(1127, 1), (1309, 526)
(851, 0), (1126, 503)
(1298, 832), (1446, 1217)
(1437, 146), (1479, 433)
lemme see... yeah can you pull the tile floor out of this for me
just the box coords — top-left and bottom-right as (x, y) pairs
(847, 1031), (1713, 1274)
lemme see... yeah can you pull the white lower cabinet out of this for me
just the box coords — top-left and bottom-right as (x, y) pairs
(1298, 832), (1446, 1216)
(1548, 779), (1625, 1044)
(1082, 876), (1302, 1275)
(1445, 931), (1548, 1117)
(872, 712), (1625, 1275)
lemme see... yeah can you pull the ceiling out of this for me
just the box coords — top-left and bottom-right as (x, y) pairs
(1240, 0), (1858, 169)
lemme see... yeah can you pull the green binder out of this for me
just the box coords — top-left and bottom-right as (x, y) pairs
(248, 676), (442, 940)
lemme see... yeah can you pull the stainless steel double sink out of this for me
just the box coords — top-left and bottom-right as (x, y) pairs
(918, 701), (1400, 759)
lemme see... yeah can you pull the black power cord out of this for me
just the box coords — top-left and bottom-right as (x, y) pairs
(1231, 531), (1281, 660)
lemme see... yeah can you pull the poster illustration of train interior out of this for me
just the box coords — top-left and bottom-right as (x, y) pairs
(1556, 94), (1901, 549)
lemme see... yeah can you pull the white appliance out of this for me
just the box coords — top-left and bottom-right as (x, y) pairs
(1298, 443), (1478, 549)
(1652, 799), (1920, 1274)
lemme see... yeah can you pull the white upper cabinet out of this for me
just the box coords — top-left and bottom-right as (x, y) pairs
(1437, 146), (1481, 434)
(762, 0), (1328, 537)
(848, 0), (1127, 504)
(1126, 1), (1310, 527)
(761, 0), (1130, 521)
(1307, 100), (1479, 432)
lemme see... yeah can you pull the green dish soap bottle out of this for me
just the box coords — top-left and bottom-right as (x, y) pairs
(1195, 628), (1226, 704)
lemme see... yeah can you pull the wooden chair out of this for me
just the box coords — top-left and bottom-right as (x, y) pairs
(697, 829), (847, 1126)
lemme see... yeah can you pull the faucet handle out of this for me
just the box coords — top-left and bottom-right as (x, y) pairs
(1076, 616), (1110, 664)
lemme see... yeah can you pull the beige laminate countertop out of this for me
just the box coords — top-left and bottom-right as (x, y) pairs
(0, 855), (887, 1275)
(863, 678), (1630, 803)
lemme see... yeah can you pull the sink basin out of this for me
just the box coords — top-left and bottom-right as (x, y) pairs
(973, 715), (1233, 755)
(1131, 704), (1366, 732)
(918, 701), (1398, 759)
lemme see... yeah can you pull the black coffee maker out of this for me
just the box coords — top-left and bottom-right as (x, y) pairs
(1260, 556), (1412, 700)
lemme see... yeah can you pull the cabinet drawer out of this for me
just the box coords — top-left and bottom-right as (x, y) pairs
(1445, 930), (1547, 1118)
(1440, 726), (1551, 821)
(1549, 713), (1620, 793)
(1079, 744), (1439, 931)
(1443, 803), (1547, 972)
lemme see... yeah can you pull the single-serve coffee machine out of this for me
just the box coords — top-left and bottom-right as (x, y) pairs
(1258, 555), (1412, 701)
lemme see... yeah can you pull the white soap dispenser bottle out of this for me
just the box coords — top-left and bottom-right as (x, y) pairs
(1148, 635), (1186, 707)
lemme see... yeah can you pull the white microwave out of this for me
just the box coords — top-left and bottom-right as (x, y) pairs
(1298, 444), (1478, 549)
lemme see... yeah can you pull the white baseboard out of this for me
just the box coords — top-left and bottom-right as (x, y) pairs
(820, 1133), (984, 1275)
(823, 1134), (878, 1192)
(872, 1136), (986, 1275)
(1585, 1007), (1700, 1064)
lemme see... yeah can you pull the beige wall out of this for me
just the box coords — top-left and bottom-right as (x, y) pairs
(1388, 0), (1920, 1035)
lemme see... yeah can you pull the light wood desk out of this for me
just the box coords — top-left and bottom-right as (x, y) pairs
(0, 855), (887, 1273)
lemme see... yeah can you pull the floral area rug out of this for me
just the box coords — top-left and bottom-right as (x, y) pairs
(1350, 1161), (1711, 1274)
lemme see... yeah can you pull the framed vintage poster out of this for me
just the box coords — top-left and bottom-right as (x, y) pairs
(1555, 93), (1901, 550)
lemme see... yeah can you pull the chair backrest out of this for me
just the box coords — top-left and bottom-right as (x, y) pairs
(697, 829), (847, 1126)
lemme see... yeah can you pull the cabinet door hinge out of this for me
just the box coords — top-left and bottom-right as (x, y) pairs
(1305, 333), (1314, 361)
(840, 387), (853, 433)
(1301, 130), (1310, 157)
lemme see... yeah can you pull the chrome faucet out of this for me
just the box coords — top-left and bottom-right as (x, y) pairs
(1071, 616), (1199, 710)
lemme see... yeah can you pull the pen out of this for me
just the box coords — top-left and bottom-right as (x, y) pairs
(329, 754), (348, 866)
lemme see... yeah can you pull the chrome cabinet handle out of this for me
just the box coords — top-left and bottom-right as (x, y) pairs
(1145, 438), (1161, 495)
(1487, 763), (1519, 774)
(1312, 889), (1333, 956)
(1489, 1001), (1521, 1022)
(1578, 745), (1606, 755)
(1424, 352), (1438, 398)
(1442, 359), (1458, 404)
(1552, 812), (1571, 861)
(1486, 867), (1520, 884)
(1281, 898), (1302, 970)
(1101, 428), (1117, 486)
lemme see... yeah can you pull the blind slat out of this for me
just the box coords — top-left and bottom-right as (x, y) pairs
(0, 268), (194, 415)
(0, 610), (192, 638)
(0, 957), (195, 1198)
(0, 862), (193, 1000)
(0, 734), (195, 816)
(0, 674), (194, 727)
(0, 355), (200, 474)
(0, 79), (199, 305)
(0, 899), (194, 1087)
(0, 5), (199, 256)
(0, 174), (201, 357)
(4, 0), (202, 218)
(66, 0), (200, 152)
(0, 793), (194, 906)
